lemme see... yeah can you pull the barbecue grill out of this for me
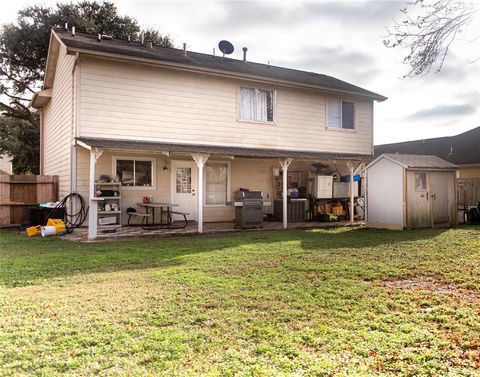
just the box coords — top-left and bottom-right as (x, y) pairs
(234, 191), (263, 228)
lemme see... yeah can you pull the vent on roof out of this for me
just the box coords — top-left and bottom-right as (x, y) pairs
(183, 43), (187, 56)
(96, 34), (113, 42)
(242, 47), (248, 62)
(71, 26), (75, 37)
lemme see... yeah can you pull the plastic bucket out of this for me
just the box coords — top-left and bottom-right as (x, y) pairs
(41, 226), (56, 237)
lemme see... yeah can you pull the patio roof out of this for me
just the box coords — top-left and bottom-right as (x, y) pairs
(76, 137), (371, 161)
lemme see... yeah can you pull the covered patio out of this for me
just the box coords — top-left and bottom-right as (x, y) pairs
(75, 137), (369, 240)
(65, 219), (362, 241)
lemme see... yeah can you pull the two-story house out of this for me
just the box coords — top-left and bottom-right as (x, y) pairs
(31, 27), (386, 239)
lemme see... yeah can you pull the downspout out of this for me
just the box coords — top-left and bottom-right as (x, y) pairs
(70, 52), (79, 219)
(39, 110), (45, 175)
(70, 52), (79, 196)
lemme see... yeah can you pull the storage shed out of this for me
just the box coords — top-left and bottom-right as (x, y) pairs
(365, 154), (458, 230)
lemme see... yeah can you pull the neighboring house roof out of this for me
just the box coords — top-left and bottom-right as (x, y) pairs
(76, 137), (370, 161)
(53, 28), (386, 102)
(374, 126), (480, 165)
(367, 153), (458, 171)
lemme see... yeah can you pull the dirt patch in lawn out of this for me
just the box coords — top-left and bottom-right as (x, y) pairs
(382, 277), (480, 305)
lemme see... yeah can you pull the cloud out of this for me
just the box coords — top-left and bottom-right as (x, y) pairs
(196, 0), (407, 33)
(408, 104), (477, 120)
(304, 1), (408, 25)
(274, 45), (380, 85)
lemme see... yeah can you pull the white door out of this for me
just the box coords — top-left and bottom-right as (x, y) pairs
(171, 161), (197, 221)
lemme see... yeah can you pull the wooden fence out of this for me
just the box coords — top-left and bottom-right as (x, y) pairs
(457, 177), (480, 207)
(0, 175), (58, 226)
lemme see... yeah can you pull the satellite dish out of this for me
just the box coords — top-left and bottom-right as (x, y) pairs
(218, 40), (234, 57)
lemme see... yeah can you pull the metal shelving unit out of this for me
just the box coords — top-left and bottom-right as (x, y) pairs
(94, 181), (122, 229)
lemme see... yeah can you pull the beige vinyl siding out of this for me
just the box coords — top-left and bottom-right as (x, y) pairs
(76, 148), (171, 225)
(75, 151), (323, 224)
(43, 44), (76, 198)
(458, 166), (480, 178)
(78, 57), (373, 155)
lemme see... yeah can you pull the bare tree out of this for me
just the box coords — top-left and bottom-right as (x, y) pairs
(384, 0), (477, 77)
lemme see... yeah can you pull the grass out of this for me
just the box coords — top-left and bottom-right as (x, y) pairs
(1, 226), (479, 376)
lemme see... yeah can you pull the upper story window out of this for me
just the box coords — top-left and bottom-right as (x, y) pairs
(114, 157), (155, 188)
(239, 87), (274, 122)
(327, 98), (355, 129)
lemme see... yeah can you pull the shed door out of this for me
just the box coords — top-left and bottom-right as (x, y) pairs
(430, 172), (450, 226)
(406, 171), (430, 228)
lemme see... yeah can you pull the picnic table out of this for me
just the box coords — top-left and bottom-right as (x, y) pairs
(136, 202), (179, 226)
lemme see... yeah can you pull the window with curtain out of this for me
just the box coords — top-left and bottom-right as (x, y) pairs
(239, 87), (274, 122)
(115, 158), (153, 187)
(205, 163), (228, 205)
(327, 98), (355, 129)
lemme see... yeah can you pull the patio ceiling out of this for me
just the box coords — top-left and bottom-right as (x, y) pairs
(76, 137), (372, 162)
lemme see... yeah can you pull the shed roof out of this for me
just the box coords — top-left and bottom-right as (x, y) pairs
(367, 153), (458, 171)
(76, 137), (369, 161)
(374, 126), (480, 165)
(54, 28), (386, 101)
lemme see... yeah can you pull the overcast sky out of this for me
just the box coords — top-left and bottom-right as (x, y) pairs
(2, 0), (479, 145)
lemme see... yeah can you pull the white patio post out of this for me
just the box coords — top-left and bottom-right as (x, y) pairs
(192, 153), (210, 233)
(87, 148), (103, 240)
(279, 158), (292, 229)
(348, 161), (355, 225)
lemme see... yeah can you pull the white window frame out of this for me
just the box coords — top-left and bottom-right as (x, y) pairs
(326, 97), (357, 131)
(112, 156), (156, 190)
(203, 161), (232, 207)
(237, 86), (277, 125)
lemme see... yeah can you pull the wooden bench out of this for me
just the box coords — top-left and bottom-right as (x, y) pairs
(127, 211), (152, 229)
(168, 211), (189, 228)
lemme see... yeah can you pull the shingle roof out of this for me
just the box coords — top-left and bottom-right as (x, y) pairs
(381, 153), (458, 170)
(76, 137), (370, 161)
(54, 28), (387, 101)
(374, 126), (480, 165)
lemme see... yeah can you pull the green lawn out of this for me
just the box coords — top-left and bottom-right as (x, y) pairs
(1, 226), (479, 376)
